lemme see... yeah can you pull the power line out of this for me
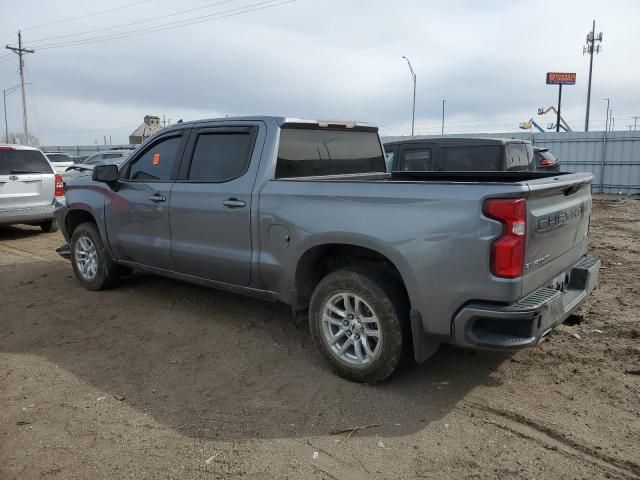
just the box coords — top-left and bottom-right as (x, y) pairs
(0, 0), (155, 40)
(28, 0), (238, 45)
(34, 0), (296, 51)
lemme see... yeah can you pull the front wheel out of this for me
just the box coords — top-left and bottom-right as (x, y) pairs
(309, 268), (409, 383)
(70, 222), (119, 290)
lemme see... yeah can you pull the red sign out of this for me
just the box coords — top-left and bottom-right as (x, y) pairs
(546, 72), (576, 85)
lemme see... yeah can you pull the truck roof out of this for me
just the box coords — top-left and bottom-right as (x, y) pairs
(0, 144), (41, 151)
(383, 137), (530, 147)
(165, 116), (379, 132)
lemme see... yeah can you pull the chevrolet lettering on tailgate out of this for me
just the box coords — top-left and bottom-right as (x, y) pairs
(537, 201), (590, 233)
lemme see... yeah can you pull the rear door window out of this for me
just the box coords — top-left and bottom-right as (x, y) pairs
(127, 135), (182, 181)
(505, 143), (532, 171)
(0, 149), (53, 174)
(188, 131), (253, 182)
(438, 146), (502, 171)
(397, 148), (432, 171)
(276, 128), (385, 178)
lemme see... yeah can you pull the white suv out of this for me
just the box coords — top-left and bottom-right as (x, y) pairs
(0, 144), (64, 232)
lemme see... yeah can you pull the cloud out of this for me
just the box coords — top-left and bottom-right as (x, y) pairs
(0, 0), (638, 144)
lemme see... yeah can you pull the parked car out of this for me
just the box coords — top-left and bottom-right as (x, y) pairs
(534, 146), (560, 172)
(63, 150), (133, 180)
(55, 116), (599, 383)
(1, 144), (64, 232)
(72, 155), (88, 163)
(383, 137), (535, 172)
(44, 152), (74, 173)
(82, 150), (132, 166)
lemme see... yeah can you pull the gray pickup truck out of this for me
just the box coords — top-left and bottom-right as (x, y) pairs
(55, 116), (599, 383)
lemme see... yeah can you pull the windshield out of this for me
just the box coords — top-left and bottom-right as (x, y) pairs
(276, 128), (385, 178)
(0, 149), (54, 174)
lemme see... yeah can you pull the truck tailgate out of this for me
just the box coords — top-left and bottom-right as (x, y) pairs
(522, 172), (593, 296)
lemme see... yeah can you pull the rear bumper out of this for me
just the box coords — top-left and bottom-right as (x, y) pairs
(452, 255), (600, 349)
(0, 204), (55, 225)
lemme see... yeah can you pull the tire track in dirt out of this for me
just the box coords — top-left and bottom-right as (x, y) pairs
(0, 243), (52, 264)
(464, 400), (640, 480)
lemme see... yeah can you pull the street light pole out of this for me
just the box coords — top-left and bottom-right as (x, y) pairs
(402, 56), (416, 136)
(441, 99), (446, 136)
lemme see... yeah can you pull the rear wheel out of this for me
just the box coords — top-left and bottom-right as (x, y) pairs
(40, 219), (58, 233)
(70, 222), (119, 290)
(309, 268), (409, 383)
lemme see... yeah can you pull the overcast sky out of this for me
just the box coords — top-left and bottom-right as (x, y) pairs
(0, 0), (638, 145)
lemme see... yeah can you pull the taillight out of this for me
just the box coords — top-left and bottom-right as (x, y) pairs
(540, 159), (557, 166)
(483, 198), (527, 278)
(54, 174), (65, 197)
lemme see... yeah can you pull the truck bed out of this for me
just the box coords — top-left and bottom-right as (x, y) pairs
(388, 170), (571, 183)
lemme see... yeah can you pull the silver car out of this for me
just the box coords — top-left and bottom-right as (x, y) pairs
(0, 144), (63, 232)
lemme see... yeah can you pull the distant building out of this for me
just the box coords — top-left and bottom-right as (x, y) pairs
(129, 115), (162, 144)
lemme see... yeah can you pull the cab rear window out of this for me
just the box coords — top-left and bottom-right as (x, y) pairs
(276, 128), (385, 178)
(0, 149), (53, 175)
(439, 146), (502, 171)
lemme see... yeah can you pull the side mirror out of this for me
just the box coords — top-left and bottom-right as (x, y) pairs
(92, 164), (119, 183)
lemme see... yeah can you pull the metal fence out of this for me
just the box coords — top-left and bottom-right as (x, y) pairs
(382, 130), (640, 194)
(41, 131), (640, 194)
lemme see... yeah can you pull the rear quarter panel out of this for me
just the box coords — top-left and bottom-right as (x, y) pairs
(257, 179), (530, 338)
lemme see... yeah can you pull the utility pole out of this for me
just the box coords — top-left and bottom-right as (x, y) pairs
(2, 90), (7, 143)
(5, 31), (34, 145)
(402, 56), (416, 136)
(583, 21), (603, 132)
(631, 116), (639, 131)
(441, 99), (446, 136)
(603, 98), (610, 132)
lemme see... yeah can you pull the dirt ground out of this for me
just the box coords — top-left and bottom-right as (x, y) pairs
(0, 195), (638, 480)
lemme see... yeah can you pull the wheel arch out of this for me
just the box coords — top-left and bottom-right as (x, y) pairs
(291, 238), (416, 314)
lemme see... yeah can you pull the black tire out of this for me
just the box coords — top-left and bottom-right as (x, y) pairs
(309, 268), (409, 383)
(70, 222), (119, 290)
(40, 219), (58, 233)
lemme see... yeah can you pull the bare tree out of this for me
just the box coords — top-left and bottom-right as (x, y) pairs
(7, 132), (40, 146)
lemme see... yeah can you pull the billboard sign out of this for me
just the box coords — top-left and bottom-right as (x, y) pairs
(546, 72), (576, 85)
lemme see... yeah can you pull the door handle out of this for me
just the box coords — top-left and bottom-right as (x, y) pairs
(223, 198), (246, 208)
(149, 194), (167, 203)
